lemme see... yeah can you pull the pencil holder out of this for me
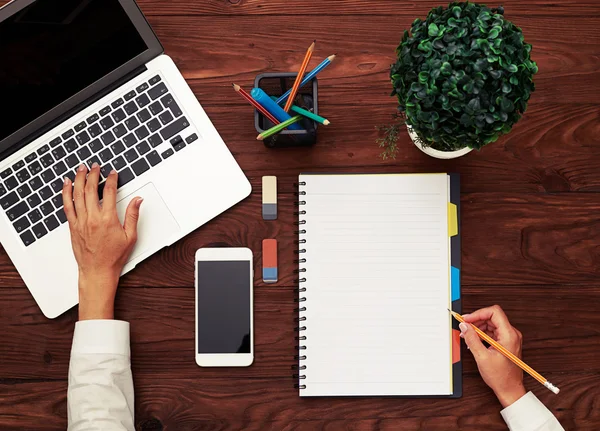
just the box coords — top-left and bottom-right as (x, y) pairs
(254, 72), (319, 148)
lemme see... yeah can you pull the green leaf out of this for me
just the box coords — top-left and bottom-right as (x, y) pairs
(506, 64), (518, 73)
(452, 6), (462, 18)
(488, 29), (500, 39)
(419, 71), (429, 84)
(428, 23), (440, 37)
(502, 82), (512, 94)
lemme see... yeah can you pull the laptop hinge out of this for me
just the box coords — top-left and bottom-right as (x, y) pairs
(1, 65), (148, 161)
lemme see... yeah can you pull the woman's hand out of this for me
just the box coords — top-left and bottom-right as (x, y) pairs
(460, 305), (526, 408)
(62, 163), (142, 321)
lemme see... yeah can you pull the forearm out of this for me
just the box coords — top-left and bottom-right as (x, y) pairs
(501, 392), (564, 431)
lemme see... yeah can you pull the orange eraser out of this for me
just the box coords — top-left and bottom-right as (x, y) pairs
(262, 239), (278, 283)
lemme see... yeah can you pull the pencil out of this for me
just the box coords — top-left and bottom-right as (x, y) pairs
(283, 41), (316, 112)
(270, 96), (330, 125)
(276, 54), (336, 105)
(449, 310), (560, 395)
(232, 83), (280, 126)
(257, 115), (303, 141)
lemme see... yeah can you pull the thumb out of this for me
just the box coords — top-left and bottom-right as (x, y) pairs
(459, 322), (487, 359)
(123, 197), (143, 242)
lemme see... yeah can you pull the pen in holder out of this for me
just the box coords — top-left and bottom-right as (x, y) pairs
(254, 72), (319, 148)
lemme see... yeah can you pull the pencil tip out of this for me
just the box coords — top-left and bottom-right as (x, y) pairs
(256, 135), (264, 141)
(323, 120), (330, 125)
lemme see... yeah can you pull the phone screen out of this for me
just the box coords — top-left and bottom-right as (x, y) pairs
(196, 260), (251, 354)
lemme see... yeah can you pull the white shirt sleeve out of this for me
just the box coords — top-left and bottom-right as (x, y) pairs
(67, 320), (135, 431)
(501, 391), (564, 431)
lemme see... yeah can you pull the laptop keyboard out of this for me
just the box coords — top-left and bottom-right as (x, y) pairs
(0, 74), (199, 247)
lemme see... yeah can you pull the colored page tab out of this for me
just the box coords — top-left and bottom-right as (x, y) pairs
(262, 239), (278, 283)
(451, 266), (460, 302)
(448, 202), (458, 237)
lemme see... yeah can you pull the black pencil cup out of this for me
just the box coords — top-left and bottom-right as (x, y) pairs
(254, 72), (319, 148)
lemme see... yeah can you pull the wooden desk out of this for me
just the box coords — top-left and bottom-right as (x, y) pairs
(1, 1), (599, 430)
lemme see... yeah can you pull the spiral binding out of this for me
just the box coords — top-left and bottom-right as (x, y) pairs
(293, 181), (307, 390)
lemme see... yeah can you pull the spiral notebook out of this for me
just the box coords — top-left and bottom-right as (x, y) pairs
(295, 173), (462, 397)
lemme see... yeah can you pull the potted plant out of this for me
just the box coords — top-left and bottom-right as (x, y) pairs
(379, 2), (538, 159)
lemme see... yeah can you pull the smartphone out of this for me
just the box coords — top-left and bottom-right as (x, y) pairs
(195, 247), (254, 367)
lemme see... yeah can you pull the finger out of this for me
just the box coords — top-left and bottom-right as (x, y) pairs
(459, 322), (487, 359)
(463, 305), (511, 332)
(101, 170), (118, 214)
(85, 163), (101, 213)
(123, 197), (143, 244)
(62, 177), (76, 224)
(73, 164), (88, 218)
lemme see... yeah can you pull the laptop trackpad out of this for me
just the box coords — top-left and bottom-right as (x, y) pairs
(116, 183), (180, 263)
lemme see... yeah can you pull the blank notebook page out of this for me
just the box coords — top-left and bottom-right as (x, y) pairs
(299, 173), (452, 397)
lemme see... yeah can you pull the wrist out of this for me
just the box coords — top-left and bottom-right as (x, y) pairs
(78, 270), (119, 321)
(495, 384), (527, 408)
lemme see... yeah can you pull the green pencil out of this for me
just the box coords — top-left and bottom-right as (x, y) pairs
(270, 96), (330, 125)
(257, 115), (303, 141)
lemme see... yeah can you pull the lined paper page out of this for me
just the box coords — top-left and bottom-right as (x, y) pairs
(299, 174), (452, 397)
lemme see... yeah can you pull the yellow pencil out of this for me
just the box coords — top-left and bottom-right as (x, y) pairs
(284, 41), (316, 112)
(449, 310), (560, 394)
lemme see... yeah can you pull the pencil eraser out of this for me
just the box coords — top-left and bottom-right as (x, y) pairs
(262, 176), (277, 220)
(262, 239), (278, 284)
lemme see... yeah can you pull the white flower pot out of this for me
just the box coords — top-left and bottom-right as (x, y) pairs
(407, 125), (473, 160)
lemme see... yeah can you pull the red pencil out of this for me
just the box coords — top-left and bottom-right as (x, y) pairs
(232, 83), (280, 125)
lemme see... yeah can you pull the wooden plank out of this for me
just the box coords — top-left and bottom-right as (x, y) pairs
(0, 373), (597, 431)
(147, 16), (600, 106)
(135, 0), (599, 18)
(1, 286), (599, 381)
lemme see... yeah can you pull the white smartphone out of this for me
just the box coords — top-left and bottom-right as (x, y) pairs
(195, 247), (254, 367)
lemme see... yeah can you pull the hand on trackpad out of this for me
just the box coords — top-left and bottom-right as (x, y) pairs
(116, 183), (180, 263)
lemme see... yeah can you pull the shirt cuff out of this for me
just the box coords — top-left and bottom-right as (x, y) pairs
(501, 391), (553, 431)
(72, 320), (130, 356)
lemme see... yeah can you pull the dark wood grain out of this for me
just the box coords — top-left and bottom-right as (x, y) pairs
(1, 0), (600, 429)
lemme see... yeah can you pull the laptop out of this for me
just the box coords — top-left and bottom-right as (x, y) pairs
(0, 0), (252, 318)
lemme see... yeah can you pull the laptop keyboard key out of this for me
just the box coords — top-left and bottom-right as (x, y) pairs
(100, 116), (115, 130)
(37, 145), (50, 155)
(41, 169), (54, 184)
(159, 111), (173, 125)
(51, 178), (64, 193)
(148, 101), (163, 116)
(65, 154), (79, 168)
(89, 123), (102, 138)
(136, 82), (149, 93)
(32, 222), (48, 239)
(147, 118), (161, 133)
(13, 216), (30, 233)
(52, 161), (67, 176)
(101, 131), (116, 145)
(87, 114), (99, 124)
(64, 138), (78, 153)
(76, 131), (91, 145)
(65, 170), (76, 182)
(40, 202), (53, 216)
(17, 184), (32, 198)
(148, 83), (168, 100)
(113, 156), (126, 170)
(146, 151), (161, 167)
(123, 133), (137, 147)
(52, 194), (63, 209)
(111, 98), (124, 109)
(135, 94), (150, 107)
(25, 153), (37, 163)
(39, 186), (53, 201)
(149, 75), (161, 86)
(100, 106), (112, 116)
(124, 90), (136, 101)
(173, 141), (186, 152)
(112, 108), (126, 123)
(124, 102), (138, 115)
(40, 154), (54, 168)
(125, 117), (139, 131)
(29, 177), (43, 190)
(113, 124), (127, 138)
(100, 164), (113, 178)
(27, 193), (41, 208)
(186, 134), (198, 144)
(137, 108), (151, 123)
(76, 146), (91, 161)
(28, 209), (42, 224)
(117, 168), (135, 188)
(124, 149), (139, 163)
(44, 215), (60, 232)
(87, 155), (101, 168)
(5, 176), (18, 190)
(99, 148), (113, 163)
(51, 146), (67, 160)
(161, 148), (174, 159)
(111, 141), (125, 155)
(28, 161), (42, 176)
(131, 158), (150, 176)
(160, 117), (190, 141)
(56, 208), (67, 224)
(16, 168), (31, 182)
(0, 168), (12, 179)
(20, 230), (36, 246)
(136, 141), (150, 155)
(148, 134), (162, 148)
(89, 139), (103, 153)
(0, 184), (6, 197)
(75, 122), (86, 132)
(50, 137), (63, 147)
(161, 94), (175, 108)
(61, 130), (74, 140)
(0, 192), (19, 209)
(12, 160), (25, 171)
(135, 125), (149, 140)
(7, 201), (28, 221)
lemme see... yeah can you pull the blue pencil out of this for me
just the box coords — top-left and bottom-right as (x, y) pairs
(275, 54), (336, 105)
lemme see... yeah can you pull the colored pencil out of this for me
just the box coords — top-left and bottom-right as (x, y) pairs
(232, 83), (280, 126)
(276, 54), (336, 105)
(270, 96), (330, 125)
(283, 41), (316, 112)
(257, 115), (303, 140)
(449, 310), (560, 395)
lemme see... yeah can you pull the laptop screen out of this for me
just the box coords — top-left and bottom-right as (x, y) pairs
(0, 0), (160, 149)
